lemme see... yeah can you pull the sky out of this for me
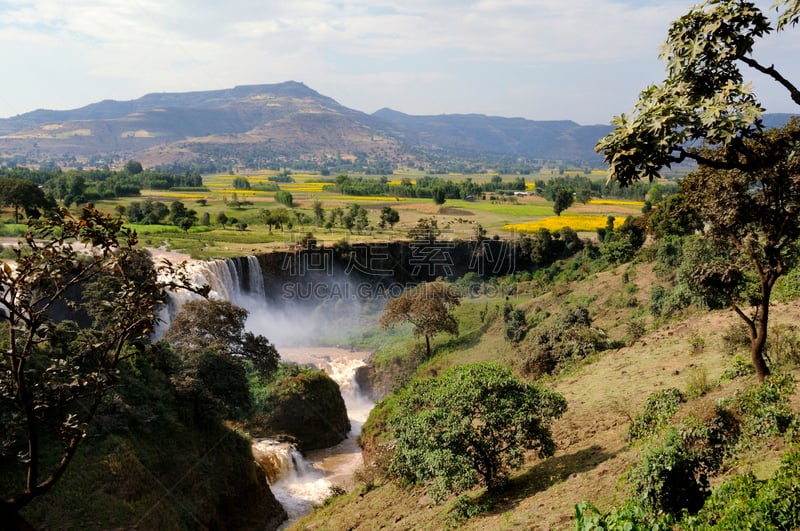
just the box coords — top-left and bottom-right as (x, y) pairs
(0, 0), (798, 125)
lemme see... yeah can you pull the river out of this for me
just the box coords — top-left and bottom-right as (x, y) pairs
(259, 347), (375, 527)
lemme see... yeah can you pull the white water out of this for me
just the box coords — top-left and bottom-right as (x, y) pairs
(269, 348), (374, 526)
(157, 255), (375, 526)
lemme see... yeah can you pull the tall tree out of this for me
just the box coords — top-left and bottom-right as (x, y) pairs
(680, 123), (800, 381)
(0, 178), (52, 223)
(596, 0), (800, 381)
(551, 186), (574, 216)
(165, 299), (279, 380)
(379, 206), (400, 230)
(0, 207), (197, 525)
(380, 282), (460, 358)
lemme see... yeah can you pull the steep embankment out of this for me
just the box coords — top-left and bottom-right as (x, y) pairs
(293, 261), (800, 530)
(14, 355), (287, 530)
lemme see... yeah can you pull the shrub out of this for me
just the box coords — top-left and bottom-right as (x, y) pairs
(721, 322), (750, 356)
(503, 303), (529, 343)
(766, 323), (800, 367)
(685, 366), (713, 398)
(388, 363), (566, 502)
(686, 450), (800, 530)
(721, 355), (754, 381)
(274, 190), (294, 207)
(628, 387), (683, 441)
(625, 318), (647, 345)
(735, 372), (796, 441)
(520, 307), (608, 377)
(629, 428), (713, 516)
(574, 501), (674, 530)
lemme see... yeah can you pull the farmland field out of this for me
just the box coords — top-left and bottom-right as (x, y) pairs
(64, 170), (652, 259)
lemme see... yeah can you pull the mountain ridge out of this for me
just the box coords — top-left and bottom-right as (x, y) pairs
(0, 82), (793, 171)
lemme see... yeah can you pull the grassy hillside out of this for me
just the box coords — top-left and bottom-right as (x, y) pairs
(292, 256), (800, 530)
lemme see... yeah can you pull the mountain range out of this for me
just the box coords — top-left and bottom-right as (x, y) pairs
(0, 81), (793, 172)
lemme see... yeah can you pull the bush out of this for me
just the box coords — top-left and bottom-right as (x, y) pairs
(721, 355), (754, 380)
(574, 501), (674, 530)
(686, 450), (800, 530)
(766, 323), (800, 367)
(721, 322), (750, 356)
(503, 303), (529, 343)
(629, 387), (683, 441)
(388, 363), (567, 502)
(629, 428), (713, 516)
(735, 372), (796, 441)
(275, 190), (294, 207)
(520, 306), (608, 377)
(625, 318), (647, 345)
(685, 366), (713, 398)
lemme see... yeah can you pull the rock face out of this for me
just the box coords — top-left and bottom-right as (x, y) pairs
(216, 457), (288, 531)
(259, 368), (350, 451)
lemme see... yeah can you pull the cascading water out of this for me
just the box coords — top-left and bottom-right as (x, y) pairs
(265, 348), (374, 526)
(157, 254), (375, 526)
(157, 255), (266, 334)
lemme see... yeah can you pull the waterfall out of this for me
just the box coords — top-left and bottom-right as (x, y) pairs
(157, 253), (375, 525)
(264, 349), (375, 526)
(188, 256), (265, 306)
(157, 255), (265, 332)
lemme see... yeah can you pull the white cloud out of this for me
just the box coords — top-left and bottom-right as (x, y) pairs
(0, 0), (797, 123)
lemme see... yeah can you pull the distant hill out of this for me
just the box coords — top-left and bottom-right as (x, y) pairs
(1, 82), (791, 172)
(372, 108), (612, 162)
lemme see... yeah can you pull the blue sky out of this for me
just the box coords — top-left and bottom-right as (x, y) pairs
(1, 0), (798, 124)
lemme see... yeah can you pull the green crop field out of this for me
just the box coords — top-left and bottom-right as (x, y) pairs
(62, 170), (651, 259)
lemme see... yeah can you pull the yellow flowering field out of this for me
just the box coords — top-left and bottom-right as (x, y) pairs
(318, 195), (407, 202)
(279, 182), (328, 193)
(387, 179), (416, 185)
(588, 199), (645, 207)
(504, 215), (622, 233)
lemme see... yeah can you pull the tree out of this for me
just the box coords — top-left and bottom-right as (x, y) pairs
(388, 363), (567, 502)
(164, 299), (279, 380)
(0, 178), (53, 223)
(275, 190), (294, 207)
(232, 176), (251, 190)
(576, 188), (593, 205)
(124, 160), (144, 175)
(407, 216), (441, 244)
(552, 186), (574, 216)
(380, 282), (460, 358)
(169, 200), (197, 232)
(596, 0), (800, 380)
(432, 186), (447, 205)
(0, 207), (196, 525)
(530, 228), (554, 266)
(679, 123), (800, 381)
(216, 211), (229, 228)
(312, 200), (325, 226)
(597, 0), (800, 186)
(379, 206), (400, 230)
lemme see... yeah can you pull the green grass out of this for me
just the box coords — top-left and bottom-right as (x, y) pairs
(446, 198), (554, 217)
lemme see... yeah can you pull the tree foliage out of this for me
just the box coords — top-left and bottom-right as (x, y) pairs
(0, 207), (196, 521)
(552, 186), (574, 216)
(597, 0), (800, 380)
(388, 363), (567, 502)
(380, 282), (460, 358)
(165, 299), (280, 380)
(378, 206), (400, 230)
(597, 0), (800, 185)
(0, 178), (53, 223)
(681, 122), (800, 380)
